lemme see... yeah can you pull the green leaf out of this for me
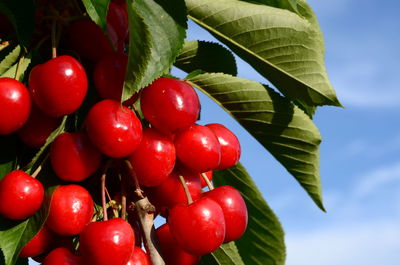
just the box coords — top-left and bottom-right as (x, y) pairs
(200, 242), (245, 265)
(188, 73), (324, 210)
(0, 46), (20, 76)
(0, 135), (17, 180)
(0, 0), (35, 48)
(123, 0), (187, 101)
(175, 40), (237, 76)
(0, 53), (31, 82)
(185, 0), (341, 109)
(81, 0), (110, 30)
(241, 0), (298, 13)
(213, 163), (286, 265)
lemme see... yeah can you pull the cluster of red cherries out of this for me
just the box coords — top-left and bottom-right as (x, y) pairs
(0, 1), (248, 265)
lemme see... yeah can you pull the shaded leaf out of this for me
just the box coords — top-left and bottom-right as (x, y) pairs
(0, 53), (31, 81)
(123, 0), (187, 101)
(200, 242), (245, 265)
(0, 46), (20, 76)
(188, 73), (324, 210)
(175, 40), (237, 76)
(213, 163), (286, 265)
(81, 0), (110, 30)
(0, 135), (17, 180)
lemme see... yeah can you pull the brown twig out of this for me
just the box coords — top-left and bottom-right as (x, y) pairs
(121, 174), (127, 220)
(101, 160), (112, 221)
(124, 160), (144, 199)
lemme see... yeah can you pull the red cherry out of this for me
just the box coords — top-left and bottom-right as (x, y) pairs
(204, 186), (248, 242)
(140, 77), (200, 134)
(29, 55), (88, 118)
(126, 247), (151, 265)
(0, 170), (44, 220)
(206, 124), (241, 169)
(43, 248), (82, 265)
(156, 224), (200, 265)
(148, 170), (201, 208)
(50, 132), (102, 182)
(19, 226), (54, 258)
(128, 128), (176, 187)
(18, 105), (61, 148)
(174, 125), (221, 172)
(200, 170), (213, 188)
(46, 185), (94, 236)
(0, 77), (31, 135)
(67, 19), (114, 62)
(85, 99), (142, 158)
(107, 2), (128, 40)
(93, 52), (127, 101)
(80, 218), (135, 265)
(168, 197), (226, 256)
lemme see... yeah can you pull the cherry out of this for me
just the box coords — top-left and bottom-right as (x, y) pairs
(0, 13), (13, 38)
(107, 2), (128, 40)
(85, 99), (142, 158)
(29, 55), (88, 118)
(204, 186), (248, 242)
(0, 170), (44, 220)
(128, 128), (176, 187)
(50, 132), (102, 182)
(19, 226), (54, 258)
(66, 19), (114, 62)
(206, 123), (241, 169)
(174, 125), (221, 172)
(18, 105), (61, 148)
(156, 223), (200, 265)
(79, 218), (135, 265)
(0, 77), (31, 135)
(46, 185), (94, 236)
(140, 77), (200, 134)
(93, 52), (127, 101)
(43, 248), (82, 265)
(126, 247), (151, 265)
(168, 197), (226, 256)
(200, 170), (213, 188)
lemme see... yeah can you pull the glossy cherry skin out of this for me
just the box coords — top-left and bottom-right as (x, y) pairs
(67, 19), (114, 62)
(128, 128), (175, 187)
(79, 218), (135, 265)
(168, 197), (226, 256)
(0, 77), (31, 135)
(126, 247), (151, 265)
(93, 52), (127, 101)
(50, 132), (102, 182)
(0, 170), (44, 220)
(19, 226), (54, 258)
(148, 170), (201, 208)
(85, 99), (142, 158)
(46, 185), (94, 236)
(18, 105), (61, 148)
(29, 55), (88, 118)
(140, 77), (200, 134)
(203, 186), (248, 242)
(200, 170), (213, 188)
(43, 248), (82, 265)
(156, 224), (200, 265)
(107, 2), (128, 40)
(206, 124), (241, 170)
(174, 125), (221, 173)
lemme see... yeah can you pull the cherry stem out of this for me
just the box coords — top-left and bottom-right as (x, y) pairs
(178, 174), (193, 204)
(51, 18), (57, 58)
(124, 160), (144, 199)
(101, 160), (112, 221)
(201, 173), (214, 190)
(121, 174), (127, 220)
(30, 152), (49, 179)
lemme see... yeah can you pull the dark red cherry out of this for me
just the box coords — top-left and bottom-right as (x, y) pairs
(18, 105), (61, 148)
(200, 170), (213, 188)
(128, 128), (175, 187)
(0, 77), (31, 135)
(67, 19), (114, 62)
(126, 247), (151, 265)
(85, 99), (142, 158)
(0, 13), (13, 38)
(204, 186), (248, 242)
(174, 125), (221, 172)
(29, 55), (88, 118)
(0, 170), (44, 220)
(19, 226), (54, 258)
(50, 132), (102, 182)
(93, 52), (127, 101)
(206, 124), (241, 169)
(80, 218), (135, 265)
(148, 170), (201, 208)
(168, 197), (225, 256)
(43, 248), (82, 265)
(140, 77), (200, 134)
(46, 185), (94, 236)
(156, 224), (200, 265)
(107, 2), (128, 40)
